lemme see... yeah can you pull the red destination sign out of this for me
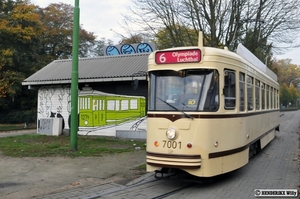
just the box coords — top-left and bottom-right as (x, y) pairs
(155, 49), (201, 64)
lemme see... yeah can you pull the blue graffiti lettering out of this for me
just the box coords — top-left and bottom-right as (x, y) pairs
(105, 42), (156, 56)
(106, 46), (120, 56)
(121, 44), (136, 54)
(137, 43), (153, 53)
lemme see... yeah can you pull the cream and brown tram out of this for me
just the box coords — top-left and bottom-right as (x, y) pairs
(146, 34), (280, 177)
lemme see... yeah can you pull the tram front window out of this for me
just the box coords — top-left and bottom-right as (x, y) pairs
(149, 69), (219, 111)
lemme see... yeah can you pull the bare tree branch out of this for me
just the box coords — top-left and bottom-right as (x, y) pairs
(121, 0), (300, 57)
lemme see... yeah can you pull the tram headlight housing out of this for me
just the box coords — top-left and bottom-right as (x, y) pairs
(166, 128), (177, 140)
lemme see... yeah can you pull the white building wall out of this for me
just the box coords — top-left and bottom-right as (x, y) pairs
(37, 85), (71, 129)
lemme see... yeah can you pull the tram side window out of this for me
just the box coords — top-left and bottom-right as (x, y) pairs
(273, 88), (276, 109)
(274, 88), (277, 109)
(275, 89), (278, 109)
(278, 89), (280, 108)
(255, 79), (260, 110)
(239, 72), (245, 111)
(224, 70), (236, 110)
(247, 76), (254, 110)
(261, 83), (265, 110)
(266, 85), (269, 109)
(270, 87), (274, 109)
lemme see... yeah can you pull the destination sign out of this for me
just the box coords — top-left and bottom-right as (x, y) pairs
(155, 49), (201, 64)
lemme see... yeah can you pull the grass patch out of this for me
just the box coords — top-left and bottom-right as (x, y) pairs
(135, 163), (146, 171)
(0, 134), (146, 157)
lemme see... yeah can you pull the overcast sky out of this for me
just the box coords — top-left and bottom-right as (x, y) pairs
(32, 0), (133, 44)
(32, 0), (300, 65)
(276, 44), (300, 65)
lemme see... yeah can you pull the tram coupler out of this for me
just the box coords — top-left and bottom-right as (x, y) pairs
(154, 168), (176, 179)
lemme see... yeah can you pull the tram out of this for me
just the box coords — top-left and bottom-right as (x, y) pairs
(146, 32), (280, 177)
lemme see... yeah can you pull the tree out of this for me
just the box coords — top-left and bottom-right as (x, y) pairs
(271, 59), (300, 86)
(280, 83), (299, 107)
(0, 1), (43, 109)
(37, 3), (96, 61)
(242, 29), (273, 66)
(280, 83), (290, 107)
(289, 84), (299, 107)
(0, 1), (110, 114)
(89, 37), (114, 57)
(119, 34), (143, 45)
(153, 24), (198, 49)
(124, 0), (300, 63)
(271, 59), (300, 107)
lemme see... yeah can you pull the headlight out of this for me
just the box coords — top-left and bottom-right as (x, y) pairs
(166, 128), (177, 140)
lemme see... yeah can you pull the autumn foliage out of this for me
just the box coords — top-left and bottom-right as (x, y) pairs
(0, 1), (97, 111)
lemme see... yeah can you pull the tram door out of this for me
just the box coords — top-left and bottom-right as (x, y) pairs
(92, 96), (106, 126)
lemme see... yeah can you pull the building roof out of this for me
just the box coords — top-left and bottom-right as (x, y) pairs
(22, 53), (150, 86)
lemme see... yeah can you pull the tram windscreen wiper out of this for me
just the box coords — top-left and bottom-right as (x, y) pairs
(157, 97), (193, 119)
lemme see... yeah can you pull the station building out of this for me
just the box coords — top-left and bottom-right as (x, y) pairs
(22, 43), (154, 137)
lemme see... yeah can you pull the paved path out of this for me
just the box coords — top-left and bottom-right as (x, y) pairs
(0, 129), (35, 138)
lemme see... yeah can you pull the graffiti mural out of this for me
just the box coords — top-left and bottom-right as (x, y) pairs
(37, 86), (147, 137)
(38, 86), (71, 129)
(38, 87), (55, 117)
(137, 43), (153, 53)
(78, 90), (147, 137)
(106, 46), (120, 56)
(104, 42), (157, 56)
(121, 44), (136, 54)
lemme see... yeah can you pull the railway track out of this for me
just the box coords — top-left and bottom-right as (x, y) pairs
(85, 171), (228, 199)
(150, 183), (195, 199)
(84, 174), (197, 199)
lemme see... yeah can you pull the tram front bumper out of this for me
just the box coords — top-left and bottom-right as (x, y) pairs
(146, 152), (201, 169)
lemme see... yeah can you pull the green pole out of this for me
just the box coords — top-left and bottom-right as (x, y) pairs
(70, 0), (80, 151)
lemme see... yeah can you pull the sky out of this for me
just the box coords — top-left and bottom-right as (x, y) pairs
(275, 44), (300, 65)
(32, 0), (133, 44)
(32, 0), (300, 65)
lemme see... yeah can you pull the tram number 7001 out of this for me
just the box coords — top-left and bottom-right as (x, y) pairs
(162, 140), (182, 149)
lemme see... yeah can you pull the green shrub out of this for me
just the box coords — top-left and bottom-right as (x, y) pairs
(0, 109), (37, 124)
(281, 107), (299, 112)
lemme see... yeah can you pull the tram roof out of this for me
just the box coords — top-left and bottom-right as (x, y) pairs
(22, 53), (150, 86)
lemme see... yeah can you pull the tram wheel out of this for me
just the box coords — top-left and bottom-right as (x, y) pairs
(249, 145), (253, 158)
(249, 141), (260, 159)
(253, 143), (257, 156)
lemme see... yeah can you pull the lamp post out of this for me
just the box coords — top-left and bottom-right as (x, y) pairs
(70, 0), (80, 151)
